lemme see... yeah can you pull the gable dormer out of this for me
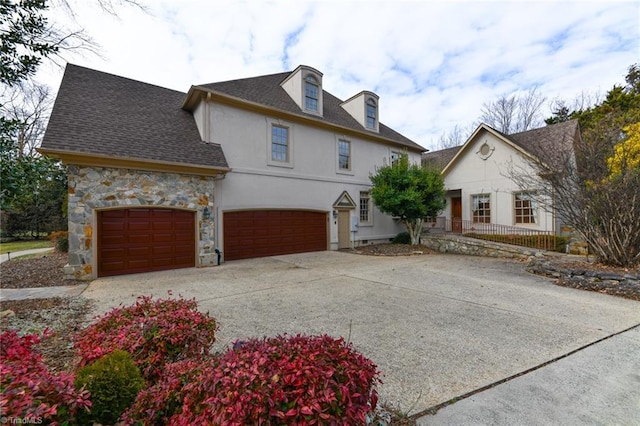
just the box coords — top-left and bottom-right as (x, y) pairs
(280, 65), (323, 117)
(341, 91), (379, 133)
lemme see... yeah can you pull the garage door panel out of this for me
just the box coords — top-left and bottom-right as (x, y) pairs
(128, 259), (150, 269)
(101, 248), (126, 259)
(101, 261), (126, 272)
(224, 210), (327, 261)
(153, 233), (172, 243)
(128, 246), (150, 257)
(101, 235), (126, 245)
(98, 208), (195, 277)
(128, 234), (151, 244)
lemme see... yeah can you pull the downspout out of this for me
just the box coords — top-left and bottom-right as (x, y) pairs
(204, 92), (212, 142)
(212, 173), (225, 264)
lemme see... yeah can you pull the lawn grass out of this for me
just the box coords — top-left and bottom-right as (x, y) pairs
(0, 240), (52, 254)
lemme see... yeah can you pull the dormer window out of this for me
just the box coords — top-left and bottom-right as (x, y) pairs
(366, 98), (377, 129)
(280, 65), (323, 117)
(341, 91), (379, 133)
(304, 75), (319, 112)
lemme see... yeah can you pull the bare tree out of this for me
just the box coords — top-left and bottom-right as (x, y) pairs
(547, 90), (604, 124)
(517, 87), (546, 131)
(480, 87), (546, 134)
(431, 122), (478, 151)
(1, 82), (53, 157)
(507, 118), (639, 268)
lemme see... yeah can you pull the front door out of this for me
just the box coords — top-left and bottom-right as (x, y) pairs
(451, 197), (462, 233)
(338, 210), (351, 249)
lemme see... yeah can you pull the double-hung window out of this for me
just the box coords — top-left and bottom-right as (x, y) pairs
(304, 75), (319, 112)
(366, 98), (377, 129)
(338, 139), (351, 171)
(472, 194), (491, 223)
(359, 191), (371, 224)
(514, 191), (538, 224)
(271, 125), (289, 162)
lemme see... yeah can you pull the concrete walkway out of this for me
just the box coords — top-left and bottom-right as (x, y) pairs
(418, 325), (640, 425)
(0, 284), (89, 301)
(0, 247), (88, 301)
(0, 247), (53, 263)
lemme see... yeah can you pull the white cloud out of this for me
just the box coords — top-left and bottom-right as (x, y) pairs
(34, 0), (639, 150)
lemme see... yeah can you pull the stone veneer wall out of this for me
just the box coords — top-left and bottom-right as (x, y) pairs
(420, 233), (543, 260)
(66, 165), (217, 280)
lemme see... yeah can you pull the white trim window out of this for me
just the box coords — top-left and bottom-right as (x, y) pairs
(472, 194), (491, 223)
(304, 75), (319, 112)
(514, 191), (538, 224)
(391, 150), (402, 166)
(271, 124), (289, 162)
(366, 98), (377, 129)
(359, 191), (372, 225)
(338, 139), (351, 171)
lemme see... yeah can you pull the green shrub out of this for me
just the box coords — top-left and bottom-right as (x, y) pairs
(392, 231), (411, 244)
(75, 349), (145, 425)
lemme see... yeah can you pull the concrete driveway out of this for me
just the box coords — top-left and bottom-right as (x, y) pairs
(81, 251), (640, 418)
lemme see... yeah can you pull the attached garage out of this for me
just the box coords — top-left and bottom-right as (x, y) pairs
(223, 210), (327, 261)
(97, 208), (196, 277)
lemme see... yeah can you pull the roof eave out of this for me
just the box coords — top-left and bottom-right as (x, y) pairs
(37, 148), (230, 177)
(441, 124), (539, 175)
(182, 86), (426, 153)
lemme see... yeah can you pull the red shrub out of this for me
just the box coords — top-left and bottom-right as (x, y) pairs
(125, 334), (379, 425)
(0, 329), (91, 424)
(122, 358), (217, 425)
(74, 294), (218, 380)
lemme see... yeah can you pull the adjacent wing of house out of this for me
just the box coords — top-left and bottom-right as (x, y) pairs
(39, 64), (425, 279)
(422, 120), (581, 234)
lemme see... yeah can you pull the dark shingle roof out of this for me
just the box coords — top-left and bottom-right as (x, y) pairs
(422, 145), (461, 171)
(40, 64), (228, 169)
(198, 72), (425, 151)
(423, 120), (580, 172)
(508, 119), (579, 161)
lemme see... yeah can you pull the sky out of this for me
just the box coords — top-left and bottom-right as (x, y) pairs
(34, 0), (639, 150)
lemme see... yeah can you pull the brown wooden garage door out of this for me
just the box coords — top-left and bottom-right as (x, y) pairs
(223, 210), (327, 261)
(98, 208), (195, 277)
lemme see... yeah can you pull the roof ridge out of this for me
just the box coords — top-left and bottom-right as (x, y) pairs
(198, 70), (292, 87)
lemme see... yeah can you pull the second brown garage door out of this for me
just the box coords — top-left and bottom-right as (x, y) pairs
(98, 208), (195, 277)
(223, 210), (327, 261)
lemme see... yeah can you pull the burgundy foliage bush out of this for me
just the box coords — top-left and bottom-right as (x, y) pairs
(121, 358), (217, 425)
(0, 329), (91, 424)
(73, 294), (218, 380)
(123, 334), (380, 425)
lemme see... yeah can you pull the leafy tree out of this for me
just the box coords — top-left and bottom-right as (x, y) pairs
(608, 122), (640, 178)
(0, 0), (59, 86)
(1, 0), (142, 238)
(370, 154), (446, 245)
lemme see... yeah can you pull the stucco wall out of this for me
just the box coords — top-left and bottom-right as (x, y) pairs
(206, 103), (416, 249)
(66, 165), (216, 280)
(443, 131), (555, 232)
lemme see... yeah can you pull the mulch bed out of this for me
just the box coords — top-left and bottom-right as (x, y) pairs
(1, 252), (84, 289)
